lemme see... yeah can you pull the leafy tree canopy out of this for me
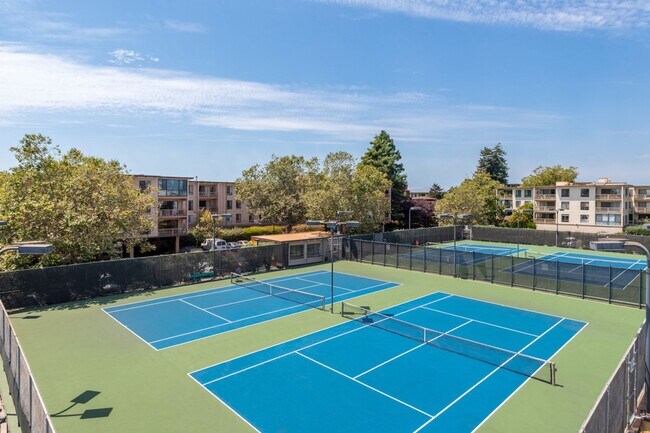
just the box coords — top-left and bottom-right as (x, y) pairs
(436, 171), (505, 225)
(0, 134), (155, 270)
(520, 165), (578, 187)
(476, 143), (508, 184)
(505, 202), (536, 229)
(360, 130), (407, 223)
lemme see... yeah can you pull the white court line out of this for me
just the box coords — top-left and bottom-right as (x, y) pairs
(470, 320), (589, 433)
(187, 373), (262, 433)
(607, 262), (639, 288)
(413, 317), (566, 433)
(197, 294), (455, 384)
(353, 320), (473, 379)
(179, 299), (231, 323)
(420, 306), (538, 338)
(295, 277), (355, 293)
(102, 306), (160, 351)
(295, 352), (434, 418)
(103, 269), (330, 313)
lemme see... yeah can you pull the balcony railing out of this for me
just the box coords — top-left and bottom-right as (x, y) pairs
(159, 209), (186, 217)
(595, 194), (621, 200)
(595, 207), (621, 213)
(157, 228), (187, 237)
(635, 194), (650, 201)
(534, 218), (556, 224)
(199, 191), (218, 198)
(535, 206), (556, 211)
(534, 194), (556, 200)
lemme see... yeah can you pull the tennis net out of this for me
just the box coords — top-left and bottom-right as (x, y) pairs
(231, 273), (326, 310)
(340, 301), (557, 385)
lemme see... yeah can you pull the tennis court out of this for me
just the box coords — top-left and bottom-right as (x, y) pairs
(404, 243), (524, 267)
(506, 251), (647, 289)
(190, 291), (586, 433)
(104, 270), (398, 350)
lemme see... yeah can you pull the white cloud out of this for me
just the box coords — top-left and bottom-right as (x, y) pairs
(0, 43), (559, 141)
(317, 0), (650, 31)
(163, 19), (206, 33)
(108, 49), (159, 65)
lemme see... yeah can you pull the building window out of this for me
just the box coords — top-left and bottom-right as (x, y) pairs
(580, 202), (589, 210)
(226, 185), (233, 195)
(515, 190), (522, 197)
(188, 201), (194, 211)
(188, 215), (194, 225)
(561, 189), (569, 197)
(515, 201), (521, 208)
(596, 214), (622, 226)
(236, 200), (242, 209)
(580, 214), (589, 223)
(226, 200), (233, 210)
(580, 188), (590, 198)
(235, 214), (241, 223)
(158, 179), (188, 197)
(561, 214), (569, 222)
(138, 180), (151, 192)
(249, 214), (254, 222)
(561, 202), (569, 210)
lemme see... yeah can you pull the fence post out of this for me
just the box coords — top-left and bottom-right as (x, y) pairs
(472, 251), (476, 280)
(582, 264), (586, 299)
(640, 269), (644, 309)
(532, 257), (536, 290)
(396, 245), (400, 269)
(555, 261), (560, 295)
(409, 245), (413, 271)
(423, 244), (427, 273)
(383, 243), (387, 267)
(490, 254), (495, 283)
(608, 266), (613, 304)
(439, 248), (442, 274)
(511, 255), (514, 287)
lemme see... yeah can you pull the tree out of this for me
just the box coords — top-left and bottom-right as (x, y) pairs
(506, 202), (536, 229)
(428, 183), (445, 199)
(436, 171), (505, 225)
(476, 143), (508, 184)
(189, 210), (229, 244)
(0, 134), (155, 270)
(236, 155), (317, 233)
(360, 131), (407, 225)
(304, 152), (391, 232)
(521, 165), (578, 187)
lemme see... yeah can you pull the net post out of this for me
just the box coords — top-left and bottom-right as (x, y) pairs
(581, 263), (586, 299)
(438, 248), (442, 274)
(550, 362), (557, 386)
(472, 250), (476, 280)
(490, 254), (495, 284)
(383, 243), (387, 267)
(340, 302), (344, 316)
(608, 266), (613, 304)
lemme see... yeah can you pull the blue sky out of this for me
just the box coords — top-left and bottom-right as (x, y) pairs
(0, 0), (648, 190)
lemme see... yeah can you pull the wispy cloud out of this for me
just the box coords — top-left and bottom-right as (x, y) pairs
(317, 0), (650, 31)
(108, 49), (159, 65)
(0, 43), (559, 142)
(163, 19), (206, 33)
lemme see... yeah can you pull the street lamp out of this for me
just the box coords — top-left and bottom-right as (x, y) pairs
(307, 213), (360, 313)
(408, 206), (422, 230)
(437, 213), (473, 277)
(590, 239), (650, 410)
(516, 209), (534, 257)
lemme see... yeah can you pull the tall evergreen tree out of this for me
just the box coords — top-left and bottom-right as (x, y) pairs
(476, 143), (508, 184)
(360, 131), (407, 225)
(428, 183), (445, 199)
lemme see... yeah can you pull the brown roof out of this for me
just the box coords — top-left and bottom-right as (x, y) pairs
(252, 231), (331, 243)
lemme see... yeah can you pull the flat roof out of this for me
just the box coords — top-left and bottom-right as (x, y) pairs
(252, 231), (331, 243)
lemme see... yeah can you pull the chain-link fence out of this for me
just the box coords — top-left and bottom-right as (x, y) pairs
(346, 238), (646, 308)
(470, 226), (650, 252)
(0, 245), (288, 310)
(0, 299), (56, 433)
(580, 322), (646, 433)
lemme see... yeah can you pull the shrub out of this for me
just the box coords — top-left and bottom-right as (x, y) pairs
(625, 226), (650, 236)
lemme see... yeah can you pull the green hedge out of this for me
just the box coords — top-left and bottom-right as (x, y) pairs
(220, 225), (285, 242)
(625, 226), (650, 236)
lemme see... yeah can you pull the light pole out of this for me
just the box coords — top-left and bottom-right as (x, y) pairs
(590, 239), (650, 411)
(516, 209), (534, 257)
(437, 213), (473, 277)
(307, 213), (359, 313)
(555, 208), (560, 247)
(408, 206), (422, 230)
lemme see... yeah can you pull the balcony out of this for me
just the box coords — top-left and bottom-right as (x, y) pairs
(199, 191), (218, 198)
(534, 194), (556, 200)
(159, 209), (186, 217)
(157, 228), (187, 237)
(535, 206), (556, 212)
(595, 207), (621, 214)
(595, 194), (621, 200)
(635, 194), (650, 201)
(534, 217), (556, 224)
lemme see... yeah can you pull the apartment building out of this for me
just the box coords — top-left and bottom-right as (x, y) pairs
(497, 178), (645, 234)
(133, 175), (259, 252)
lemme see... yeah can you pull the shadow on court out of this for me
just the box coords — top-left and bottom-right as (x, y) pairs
(51, 390), (113, 419)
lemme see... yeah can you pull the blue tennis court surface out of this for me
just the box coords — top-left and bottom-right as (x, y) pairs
(104, 270), (398, 350)
(507, 251), (647, 289)
(190, 292), (586, 433)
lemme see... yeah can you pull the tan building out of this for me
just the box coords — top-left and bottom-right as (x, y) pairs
(133, 175), (259, 252)
(497, 178), (645, 234)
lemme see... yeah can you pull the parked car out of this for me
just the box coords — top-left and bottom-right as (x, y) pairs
(227, 242), (241, 250)
(201, 238), (229, 251)
(236, 240), (250, 247)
